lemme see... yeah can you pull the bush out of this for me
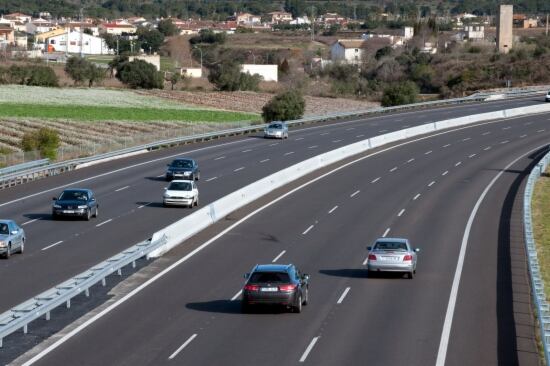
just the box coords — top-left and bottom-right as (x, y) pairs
(20, 127), (60, 160)
(207, 61), (261, 91)
(116, 59), (164, 89)
(262, 90), (305, 122)
(2, 65), (59, 87)
(65, 56), (105, 87)
(190, 29), (226, 45)
(381, 81), (419, 107)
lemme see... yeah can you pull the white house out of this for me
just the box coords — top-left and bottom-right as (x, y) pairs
(241, 64), (278, 82)
(330, 39), (368, 63)
(46, 31), (110, 55)
(464, 25), (484, 40)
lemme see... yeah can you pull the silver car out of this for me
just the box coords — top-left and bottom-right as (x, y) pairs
(366, 238), (419, 279)
(546, 91), (550, 102)
(0, 220), (25, 259)
(264, 122), (288, 139)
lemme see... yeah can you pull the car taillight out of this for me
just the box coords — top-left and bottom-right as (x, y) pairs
(279, 284), (297, 292)
(403, 255), (413, 261)
(368, 254), (377, 261)
(244, 284), (259, 291)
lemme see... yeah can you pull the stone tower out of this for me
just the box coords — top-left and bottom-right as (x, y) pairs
(497, 4), (513, 54)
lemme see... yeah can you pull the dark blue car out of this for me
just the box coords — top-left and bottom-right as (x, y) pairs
(52, 188), (99, 220)
(165, 158), (200, 181)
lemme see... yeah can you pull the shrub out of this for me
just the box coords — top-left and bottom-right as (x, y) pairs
(262, 90), (305, 122)
(116, 59), (164, 89)
(207, 61), (261, 91)
(65, 56), (105, 86)
(381, 81), (419, 107)
(26, 66), (59, 87)
(190, 29), (226, 45)
(20, 127), (60, 160)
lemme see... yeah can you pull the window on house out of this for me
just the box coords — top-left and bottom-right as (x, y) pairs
(70, 41), (76, 45)
(355, 48), (358, 52)
(60, 41), (66, 45)
(50, 40), (55, 44)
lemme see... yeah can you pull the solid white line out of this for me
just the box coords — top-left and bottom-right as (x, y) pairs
(231, 290), (242, 301)
(382, 228), (390, 237)
(407, 158), (415, 163)
(42, 241), (63, 251)
(455, 161), (462, 166)
(302, 225), (314, 235)
(468, 154), (476, 158)
(371, 177), (380, 183)
(425, 150), (432, 155)
(24, 116), (543, 366)
(22, 219), (38, 226)
(242, 149), (252, 153)
(442, 171), (448, 176)
(428, 181), (436, 187)
(260, 159), (270, 163)
(413, 193), (421, 200)
(350, 190), (360, 198)
(397, 209), (405, 217)
(115, 185), (129, 192)
(272, 250), (286, 263)
(96, 219), (112, 227)
(137, 202), (151, 209)
(332, 139), (342, 143)
(328, 205), (338, 214)
(214, 156), (226, 160)
(308, 145), (318, 149)
(442, 144), (451, 148)
(284, 151), (294, 156)
(234, 167), (245, 172)
(205, 177), (218, 182)
(337, 287), (351, 304)
(168, 334), (197, 360)
(389, 167), (397, 172)
(300, 337), (320, 363)
(435, 147), (542, 366)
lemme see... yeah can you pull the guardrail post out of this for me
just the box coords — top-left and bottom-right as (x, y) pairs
(0, 337), (2, 348)
(45, 311), (50, 321)
(23, 325), (27, 334)
(66, 299), (70, 309)
(132, 260), (136, 268)
(117, 269), (122, 276)
(102, 278), (106, 286)
(85, 288), (90, 297)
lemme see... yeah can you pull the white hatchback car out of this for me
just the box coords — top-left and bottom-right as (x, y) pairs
(163, 180), (199, 208)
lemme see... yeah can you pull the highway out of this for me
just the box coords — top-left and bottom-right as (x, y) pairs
(5, 99), (545, 365)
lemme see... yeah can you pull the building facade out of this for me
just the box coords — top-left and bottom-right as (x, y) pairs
(497, 4), (513, 54)
(46, 31), (110, 54)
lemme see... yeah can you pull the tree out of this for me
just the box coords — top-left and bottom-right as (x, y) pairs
(116, 59), (164, 89)
(381, 81), (419, 107)
(65, 56), (105, 87)
(279, 58), (290, 75)
(207, 61), (261, 91)
(137, 28), (164, 53)
(20, 127), (60, 160)
(157, 19), (178, 36)
(170, 72), (181, 90)
(189, 29), (226, 45)
(262, 90), (305, 122)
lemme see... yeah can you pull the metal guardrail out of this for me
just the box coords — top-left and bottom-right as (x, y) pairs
(0, 159), (49, 176)
(1, 103), (550, 350)
(523, 149), (550, 364)
(0, 235), (166, 348)
(0, 94), (489, 190)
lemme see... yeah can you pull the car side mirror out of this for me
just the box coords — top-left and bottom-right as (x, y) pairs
(11, 230), (18, 235)
(367, 246), (372, 251)
(244, 273), (250, 279)
(415, 248), (421, 253)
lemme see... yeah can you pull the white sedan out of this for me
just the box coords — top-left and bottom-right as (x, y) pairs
(163, 180), (199, 208)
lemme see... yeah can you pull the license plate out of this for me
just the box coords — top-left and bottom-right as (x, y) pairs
(64, 210), (75, 214)
(260, 287), (278, 292)
(382, 256), (399, 261)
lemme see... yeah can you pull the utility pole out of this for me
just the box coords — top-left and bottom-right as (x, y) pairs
(79, 8), (84, 57)
(310, 6), (315, 42)
(546, 14), (549, 36)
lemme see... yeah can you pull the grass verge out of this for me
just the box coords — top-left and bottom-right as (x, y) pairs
(0, 103), (258, 123)
(532, 171), (550, 302)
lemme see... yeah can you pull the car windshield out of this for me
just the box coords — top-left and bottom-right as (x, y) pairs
(168, 182), (191, 191)
(268, 124), (283, 129)
(374, 241), (408, 251)
(171, 160), (192, 168)
(0, 223), (8, 235)
(249, 271), (290, 283)
(59, 191), (88, 201)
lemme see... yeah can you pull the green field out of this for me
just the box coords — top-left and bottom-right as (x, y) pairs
(0, 103), (257, 123)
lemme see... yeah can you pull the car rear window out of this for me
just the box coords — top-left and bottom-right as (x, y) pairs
(171, 160), (192, 168)
(249, 272), (290, 283)
(269, 124), (282, 129)
(168, 182), (191, 191)
(374, 241), (408, 251)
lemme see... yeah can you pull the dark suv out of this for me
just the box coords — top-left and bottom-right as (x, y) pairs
(52, 188), (98, 220)
(242, 264), (309, 313)
(166, 158), (200, 181)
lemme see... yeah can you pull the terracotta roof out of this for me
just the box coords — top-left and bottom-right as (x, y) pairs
(101, 23), (136, 28)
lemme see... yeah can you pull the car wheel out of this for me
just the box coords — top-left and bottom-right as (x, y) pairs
(195, 196), (199, 207)
(303, 288), (309, 305)
(5, 245), (11, 259)
(19, 239), (24, 254)
(294, 295), (302, 313)
(85, 209), (91, 221)
(196, 172), (200, 180)
(94, 206), (99, 218)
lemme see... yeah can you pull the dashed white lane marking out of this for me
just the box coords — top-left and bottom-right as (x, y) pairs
(269, 143), (279, 146)
(484, 146), (491, 151)
(295, 137), (304, 141)
(231, 290), (242, 301)
(455, 161), (462, 166)
(394, 118), (403, 122)
(500, 140), (509, 144)
(284, 151), (295, 156)
(520, 134), (527, 138)
(402, 125), (410, 128)
(332, 139), (342, 143)
(337, 287), (351, 304)
(96, 219), (112, 227)
(272, 250), (286, 263)
(407, 158), (415, 163)
(328, 205), (338, 214)
(482, 132), (491, 136)
(442, 171), (448, 176)
(382, 228), (391, 237)
(379, 129), (388, 133)
(260, 159), (270, 163)
(389, 167), (397, 172)
(115, 185), (130, 192)
(300, 337), (320, 363)
(234, 167), (245, 172)
(241, 149), (252, 153)
(362, 256), (369, 265)
(425, 150), (432, 155)
(137, 202), (151, 209)
(371, 177), (380, 183)
(537, 129), (546, 133)
(308, 145), (318, 149)
(22, 219), (38, 226)
(413, 193), (421, 200)
(42, 241), (63, 251)
(468, 154), (476, 158)
(320, 132), (329, 136)
(428, 181), (436, 187)
(156, 174), (165, 178)
(214, 156), (226, 160)
(524, 122), (533, 125)
(205, 177), (217, 182)
(397, 209), (405, 217)
(346, 127), (355, 131)
(168, 334), (198, 360)
(356, 134), (365, 138)
(350, 190), (360, 198)
(442, 144), (451, 148)
(302, 225), (314, 235)
(462, 137), (471, 141)
(502, 126), (511, 130)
